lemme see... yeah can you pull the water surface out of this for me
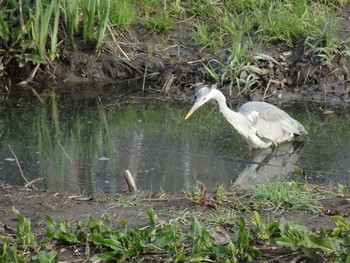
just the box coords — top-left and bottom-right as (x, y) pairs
(1, 90), (349, 196)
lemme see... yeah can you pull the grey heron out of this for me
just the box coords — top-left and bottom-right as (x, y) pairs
(185, 85), (307, 149)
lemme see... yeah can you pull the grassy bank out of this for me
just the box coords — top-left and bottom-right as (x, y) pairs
(0, 0), (349, 84)
(1, 180), (350, 262)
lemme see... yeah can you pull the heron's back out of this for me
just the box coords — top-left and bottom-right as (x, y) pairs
(238, 101), (307, 144)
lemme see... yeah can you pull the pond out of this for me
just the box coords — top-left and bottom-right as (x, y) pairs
(1, 86), (350, 196)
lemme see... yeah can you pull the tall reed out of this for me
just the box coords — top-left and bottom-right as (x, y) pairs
(62, 0), (79, 50)
(50, 0), (60, 61)
(32, 0), (57, 62)
(96, 0), (111, 56)
(82, 0), (97, 42)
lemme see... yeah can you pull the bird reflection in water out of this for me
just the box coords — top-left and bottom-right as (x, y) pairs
(185, 84), (307, 185)
(234, 141), (304, 186)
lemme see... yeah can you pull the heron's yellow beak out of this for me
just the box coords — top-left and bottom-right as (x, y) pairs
(185, 109), (195, 120)
(185, 100), (203, 120)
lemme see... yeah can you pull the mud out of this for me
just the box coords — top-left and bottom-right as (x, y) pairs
(1, 184), (350, 262)
(2, 6), (350, 106)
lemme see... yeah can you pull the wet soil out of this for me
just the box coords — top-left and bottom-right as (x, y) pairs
(1, 184), (350, 262)
(3, 6), (350, 105)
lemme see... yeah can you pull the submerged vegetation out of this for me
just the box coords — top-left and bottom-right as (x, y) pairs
(0, 0), (350, 89)
(2, 92), (350, 195)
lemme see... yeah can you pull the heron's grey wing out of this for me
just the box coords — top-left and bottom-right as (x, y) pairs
(239, 102), (303, 142)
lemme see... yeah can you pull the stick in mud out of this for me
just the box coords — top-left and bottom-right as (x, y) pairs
(124, 169), (138, 192)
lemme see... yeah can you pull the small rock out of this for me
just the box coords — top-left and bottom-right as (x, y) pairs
(208, 226), (232, 246)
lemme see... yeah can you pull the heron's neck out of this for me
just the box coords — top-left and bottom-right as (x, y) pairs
(212, 89), (248, 130)
(212, 89), (236, 116)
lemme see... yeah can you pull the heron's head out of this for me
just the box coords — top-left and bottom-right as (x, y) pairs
(185, 84), (217, 120)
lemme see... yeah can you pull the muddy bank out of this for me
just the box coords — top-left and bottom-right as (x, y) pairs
(41, 35), (350, 105)
(3, 184), (349, 231)
(3, 6), (350, 106)
(1, 184), (350, 262)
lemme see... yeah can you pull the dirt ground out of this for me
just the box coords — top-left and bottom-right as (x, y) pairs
(1, 183), (350, 262)
(2, 184), (350, 231)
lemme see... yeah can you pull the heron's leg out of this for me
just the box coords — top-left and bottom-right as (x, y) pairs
(271, 140), (279, 148)
(270, 141), (279, 155)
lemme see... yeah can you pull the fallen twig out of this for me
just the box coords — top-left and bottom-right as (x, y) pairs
(25, 177), (43, 188)
(67, 195), (93, 201)
(107, 24), (130, 61)
(8, 145), (38, 190)
(162, 74), (175, 94)
(57, 139), (74, 163)
(124, 169), (138, 192)
(17, 64), (40, 85)
(142, 64), (148, 96)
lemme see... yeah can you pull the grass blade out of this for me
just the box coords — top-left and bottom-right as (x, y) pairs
(96, 0), (110, 56)
(50, 0), (60, 61)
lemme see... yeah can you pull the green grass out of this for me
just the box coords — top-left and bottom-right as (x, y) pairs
(82, 0), (97, 42)
(254, 0), (335, 46)
(96, 0), (111, 56)
(185, 178), (330, 215)
(142, 10), (175, 34)
(0, 1), (347, 55)
(1, 0), (349, 89)
(250, 179), (326, 213)
(61, 0), (79, 49)
(192, 23), (219, 53)
(109, 0), (136, 29)
(2, 199), (350, 262)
